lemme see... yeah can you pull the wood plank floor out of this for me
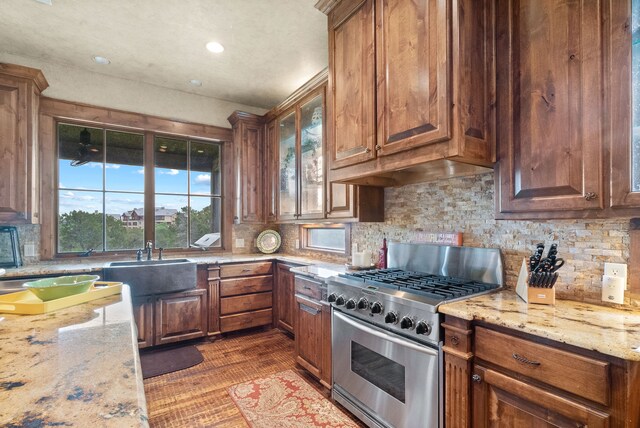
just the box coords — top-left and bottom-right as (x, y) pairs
(143, 328), (364, 427)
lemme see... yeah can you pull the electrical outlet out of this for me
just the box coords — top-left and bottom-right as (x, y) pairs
(235, 238), (245, 248)
(23, 244), (35, 257)
(604, 262), (627, 278)
(295, 239), (300, 249)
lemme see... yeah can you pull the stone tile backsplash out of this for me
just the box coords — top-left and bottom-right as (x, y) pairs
(285, 172), (636, 306)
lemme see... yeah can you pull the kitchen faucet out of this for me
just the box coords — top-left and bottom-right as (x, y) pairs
(145, 241), (153, 261)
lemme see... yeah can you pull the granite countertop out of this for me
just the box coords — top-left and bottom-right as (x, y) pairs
(0, 285), (149, 427)
(439, 290), (640, 362)
(0, 253), (328, 279)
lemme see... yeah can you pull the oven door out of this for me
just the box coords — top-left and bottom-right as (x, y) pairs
(332, 310), (440, 428)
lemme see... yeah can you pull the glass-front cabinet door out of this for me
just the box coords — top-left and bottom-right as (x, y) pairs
(278, 110), (298, 220)
(299, 94), (324, 218)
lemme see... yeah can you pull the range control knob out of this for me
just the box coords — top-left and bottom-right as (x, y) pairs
(345, 299), (357, 310)
(327, 293), (338, 303)
(400, 317), (414, 330)
(416, 321), (432, 335)
(357, 297), (369, 310)
(384, 311), (398, 324)
(335, 295), (346, 306)
(370, 302), (384, 315)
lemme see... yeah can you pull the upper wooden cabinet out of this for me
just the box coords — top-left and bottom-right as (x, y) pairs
(496, 0), (605, 216)
(0, 63), (48, 223)
(324, 0), (496, 186)
(228, 112), (265, 224)
(329, 0), (377, 169)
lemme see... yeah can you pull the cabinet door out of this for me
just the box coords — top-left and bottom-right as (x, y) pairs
(295, 294), (323, 379)
(472, 365), (609, 428)
(496, 0), (604, 215)
(155, 288), (207, 346)
(265, 120), (278, 221)
(240, 121), (264, 223)
(375, 0), (450, 156)
(299, 93), (325, 219)
(327, 182), (356, 219)
(278, 110), (298, 220)
(328, 0), (377, 169)
(132, 297), (154, 349)
(0, 75), (35, 223)
(276, 264), (295, 334)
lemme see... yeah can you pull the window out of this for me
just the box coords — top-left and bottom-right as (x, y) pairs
(300, 224), (350, 254)
(56, 123), (223, 254)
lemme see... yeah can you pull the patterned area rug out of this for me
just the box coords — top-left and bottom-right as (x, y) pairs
(228, 370), (360, 428)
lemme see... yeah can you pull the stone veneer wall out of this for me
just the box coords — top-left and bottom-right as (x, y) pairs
(283, 172), (637, 307)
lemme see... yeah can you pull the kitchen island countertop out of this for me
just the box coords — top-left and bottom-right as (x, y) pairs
(439, 289), (640, 361)
(0, 285), (148, 427)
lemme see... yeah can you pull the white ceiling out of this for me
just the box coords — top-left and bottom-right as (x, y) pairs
(0, 0), (328, 109)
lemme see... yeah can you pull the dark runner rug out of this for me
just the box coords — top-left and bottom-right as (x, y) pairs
(140, 345), (204, 379)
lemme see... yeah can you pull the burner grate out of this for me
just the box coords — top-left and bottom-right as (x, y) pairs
(340, 268), (499, 302)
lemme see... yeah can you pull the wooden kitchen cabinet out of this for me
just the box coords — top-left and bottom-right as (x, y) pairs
(154, 288), (208, 346)
(0, 63), (48, 223)
(132, 297), (154, 349)
(218, 261), (274, 333)
(228, 112), (265, 224)
(274, 263), (297, 334)
(495, 0), (606, 217)
(294, 274), (332, 388)
(295, 294), (324, 379)
(442, 316), (640, 428)
(323, 0), (495, 186)
(207, 265), (221, 336)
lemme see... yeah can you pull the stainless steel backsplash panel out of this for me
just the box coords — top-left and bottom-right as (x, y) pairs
(387, 242), (504, 286)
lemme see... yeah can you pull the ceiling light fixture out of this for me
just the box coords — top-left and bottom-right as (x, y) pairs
(206, 41), (224, 54)
(92, 55), (110, 65)
(189, 79), (202, 87)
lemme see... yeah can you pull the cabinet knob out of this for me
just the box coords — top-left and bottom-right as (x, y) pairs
(375, 145), (381, 150)
(472, 374), (482, 383)
(584, 192), (598, 201)
(365, 148), (371, 153)
(450, 335), (460, 346)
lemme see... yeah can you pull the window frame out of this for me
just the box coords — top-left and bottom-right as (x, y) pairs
(299, 223), (351, 255)
(39, 100), (233, 259)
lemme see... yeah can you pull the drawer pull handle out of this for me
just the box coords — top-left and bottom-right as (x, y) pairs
(472, 374), (482, 383)
(450, 335), (460, 345)
(303, 286), (312, 290)
(241, 268), (251, 272)
(300, 304), (320, 315)
(512, 353), (541, 366)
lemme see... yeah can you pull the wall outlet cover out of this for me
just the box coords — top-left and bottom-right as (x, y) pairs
(604, 262), (627, 278)
(23, 244), (36, 257)
(601, 275), (625, 304)
(235, 238), (245, 248)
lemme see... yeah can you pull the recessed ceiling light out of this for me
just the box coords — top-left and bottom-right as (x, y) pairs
(197, 150), (204, 153)
(206, 41), (224, 54)
(189, 79), (202, 87)
(92, 56), (110, 65)
(158, 148), (166, 153)
(160, 145), (167, 149)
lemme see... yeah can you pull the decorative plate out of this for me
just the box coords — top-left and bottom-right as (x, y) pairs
(256, 229), (281, 254)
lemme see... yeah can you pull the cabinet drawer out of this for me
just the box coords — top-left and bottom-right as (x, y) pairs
(220, 262), (273, 278)
(220, 275), (273, 297)
(220, 308), (273, 332)
(475, 327), (610, 405)
(220, 292), (272, 315)
(294, 276), (323, 300)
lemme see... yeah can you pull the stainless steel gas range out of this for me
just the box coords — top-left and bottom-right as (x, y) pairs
(328, 242), (503, 428)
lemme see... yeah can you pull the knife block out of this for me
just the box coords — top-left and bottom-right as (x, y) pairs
(515, 258), (556, 305)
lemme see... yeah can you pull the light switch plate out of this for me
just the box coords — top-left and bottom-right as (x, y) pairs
(235, 238), (245, 248)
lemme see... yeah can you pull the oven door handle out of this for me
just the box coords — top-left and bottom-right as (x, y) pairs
(333, 310), (439, 356)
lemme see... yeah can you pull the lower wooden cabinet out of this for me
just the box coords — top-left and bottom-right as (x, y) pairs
(274, 263), (297, 334)
(442, 316), (640, 428)
(155, 289), (208, 346)
(472, 365), (609, 428)
(295, 294), (323, 379)
(132, 297), (154, 349)
(132, 288), (208, 349)
(294, 274), (332, 388)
